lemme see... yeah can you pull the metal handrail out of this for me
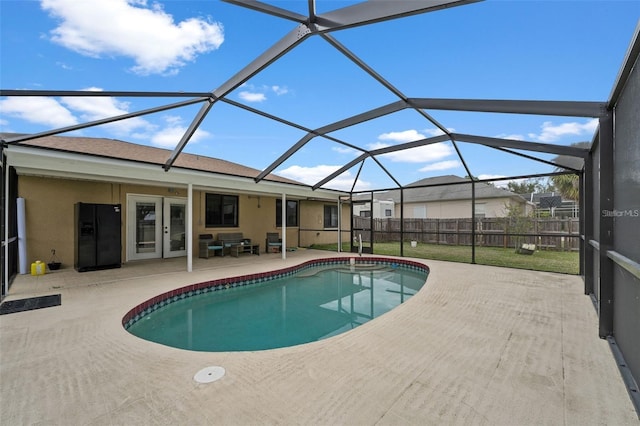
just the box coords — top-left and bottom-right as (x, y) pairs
(607, 250), (640, 281)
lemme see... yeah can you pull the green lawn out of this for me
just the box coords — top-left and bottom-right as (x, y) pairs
(309, 242), (579, 275)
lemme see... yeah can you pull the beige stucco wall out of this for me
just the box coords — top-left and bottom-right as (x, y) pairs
(395, 197), (528, 219)
(19, 176), (120, 268)
(201, 194), (299, 251)
(18, 176), (317, 269)
(299, 200), (350, 247)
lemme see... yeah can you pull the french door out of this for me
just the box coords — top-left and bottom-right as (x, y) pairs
(162, 197), (187, 258)
(127, 195), (187, 261)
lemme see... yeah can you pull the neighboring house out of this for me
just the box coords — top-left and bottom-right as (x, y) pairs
(2, 134), (347, 272)
(354, 175), (533, 219)
(352, 199), (395, 218)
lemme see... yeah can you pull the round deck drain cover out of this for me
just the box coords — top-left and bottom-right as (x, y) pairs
(194, 366), (225, 384)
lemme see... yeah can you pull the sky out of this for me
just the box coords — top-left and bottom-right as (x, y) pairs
(1, 0), (639, 192)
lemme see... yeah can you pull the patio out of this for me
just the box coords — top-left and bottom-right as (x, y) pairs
(1, 250), (636, 425)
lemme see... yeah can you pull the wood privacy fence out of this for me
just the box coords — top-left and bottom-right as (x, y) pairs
(353, 217), (580, 251)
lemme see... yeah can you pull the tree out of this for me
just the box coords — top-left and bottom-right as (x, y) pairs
(550, 141), (590, 201)
(550, 173), (579, 201)
(503, 202), (533, 253)
(506, 178), (543, 195)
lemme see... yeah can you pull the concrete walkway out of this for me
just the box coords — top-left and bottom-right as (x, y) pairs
(1, 250), (637, 425)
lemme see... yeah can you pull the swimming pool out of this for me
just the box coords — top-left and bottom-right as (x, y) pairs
(123, 257), (429, 352)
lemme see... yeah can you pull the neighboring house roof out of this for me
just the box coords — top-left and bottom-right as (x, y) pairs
(356, 175), (527, 203)
(2, 133), (300, 185)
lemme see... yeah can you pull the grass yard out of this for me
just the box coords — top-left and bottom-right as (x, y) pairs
(309, 242), (579, 275)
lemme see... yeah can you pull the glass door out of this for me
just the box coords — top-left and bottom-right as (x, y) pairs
(127, 195), (162, 261)
(163, 198), (186, 258)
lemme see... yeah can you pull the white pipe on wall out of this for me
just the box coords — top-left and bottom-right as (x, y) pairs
(281, 193), (286, 260)
(337, 199), (341, 253)
(4, 158), (9, 293)
(17, 197), (27, 274)
(187, 183), (193, 272)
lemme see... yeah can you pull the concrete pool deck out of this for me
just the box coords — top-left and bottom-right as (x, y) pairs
(1, 249), (637, 425)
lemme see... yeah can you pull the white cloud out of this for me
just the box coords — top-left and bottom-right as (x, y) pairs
(332, 146), (358, 155)
(0, 96), (78, 127)
(278, 164), (340, 184)
(372, 129), (454, 163)
(150, 115), (210, 148)
(237, 84), (288, 102)
(477, 174), (507, 180)
(494, 133), (524, 140)
(271, 85), (288, 95)
(60, 87), (153, 135)
(418, 160), (461, 172)
(324, 175), (371, 192)
(41, 0), (224, 75)
(238, 91), (266, 103)
(378, 129), (425, 143)
(379, 127), (454, 140)
(373, 142), (453, 163)
(0, 89), (187, 140)
(278, 164), (370, 191)
(476, 174), (510, 187)
(423, 127), (454, 137)
(528, 119), (598, 142)
(0, 118), (13, 133)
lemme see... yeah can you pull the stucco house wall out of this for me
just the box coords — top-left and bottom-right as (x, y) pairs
(19, 176), (120, 267)
(4, 134), (349, 271)
(18, 175), (306, 267)
(298, 200), (350, 247)
(398, 197), (531, 219)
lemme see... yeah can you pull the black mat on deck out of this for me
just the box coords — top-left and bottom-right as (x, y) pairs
(0, 294), (61, 315)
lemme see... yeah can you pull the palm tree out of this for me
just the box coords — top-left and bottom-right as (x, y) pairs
(551, 173), (579, 201)
(550, 141), (590, 201)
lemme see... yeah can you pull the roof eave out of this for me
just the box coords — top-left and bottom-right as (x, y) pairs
(6, 145), (347, 200)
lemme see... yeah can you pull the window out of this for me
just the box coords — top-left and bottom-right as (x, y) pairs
(276, 199), (298, 227)
(413, 206), (426, 219)
(324, 205), (338, 228)
(385, 209), (392, 217)
(205, 194), (238, 227)
(474, 203), (486, 219)
(359, 210), (371, 218)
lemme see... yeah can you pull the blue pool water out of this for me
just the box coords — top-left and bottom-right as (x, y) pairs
(126, 263), (428, 352)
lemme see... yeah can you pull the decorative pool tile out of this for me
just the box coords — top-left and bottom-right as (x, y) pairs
(122, 257), (429, 329)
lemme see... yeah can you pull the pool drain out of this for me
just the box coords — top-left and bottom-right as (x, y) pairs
(194, 366), (225, 384)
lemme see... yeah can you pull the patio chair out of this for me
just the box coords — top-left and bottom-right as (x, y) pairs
(265, 233), (282, 253)
(199, 234), (224, 258)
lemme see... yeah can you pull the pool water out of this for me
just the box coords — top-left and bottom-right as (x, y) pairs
(126, 263), (427, 352)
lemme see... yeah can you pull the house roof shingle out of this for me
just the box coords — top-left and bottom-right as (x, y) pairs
(3, 134), (301, 185)
(357, 175), (526, 203)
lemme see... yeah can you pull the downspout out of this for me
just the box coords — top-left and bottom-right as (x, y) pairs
(17, 198), (26, 274)
(337, 198), (341, 253)
(471, 180), (476, 264)
(3, 151), (8, 295)
(281, 193), (286, 259)
(187, 183), (193, 272)
(400, 188), (404, 257)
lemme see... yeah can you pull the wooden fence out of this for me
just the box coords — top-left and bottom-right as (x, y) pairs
(353, 216), (580, 251)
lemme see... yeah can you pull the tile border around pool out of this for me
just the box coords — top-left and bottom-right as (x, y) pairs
(122, 257), (429, 330)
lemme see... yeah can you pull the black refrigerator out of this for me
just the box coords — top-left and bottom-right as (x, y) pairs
(75, 203), (122, 272)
